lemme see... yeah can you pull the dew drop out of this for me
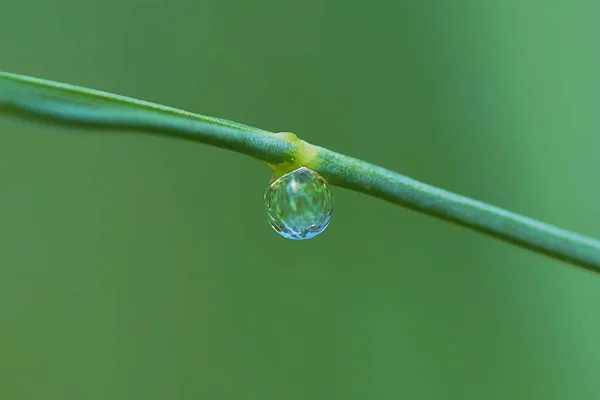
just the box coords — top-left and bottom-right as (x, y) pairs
(264, 167), (334, 240)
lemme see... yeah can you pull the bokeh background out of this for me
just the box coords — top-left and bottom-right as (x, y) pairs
(1, 1), (600, 399)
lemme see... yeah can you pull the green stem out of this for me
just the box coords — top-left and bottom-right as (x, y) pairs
(2, 71), (599, 273)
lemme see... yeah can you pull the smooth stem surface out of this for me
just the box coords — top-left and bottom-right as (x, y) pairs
(318, 150), (600, 271)
(2, 70), (599, 273)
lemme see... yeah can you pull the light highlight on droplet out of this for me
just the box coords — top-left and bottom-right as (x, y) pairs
(264, 167), (334, 240)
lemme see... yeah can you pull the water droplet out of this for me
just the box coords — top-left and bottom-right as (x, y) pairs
(264, 167), (334, 240)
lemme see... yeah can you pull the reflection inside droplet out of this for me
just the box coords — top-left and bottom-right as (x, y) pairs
(264, 167), (334, 240)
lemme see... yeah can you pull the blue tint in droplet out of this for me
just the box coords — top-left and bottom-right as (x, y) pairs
(264, 167), (334, 240)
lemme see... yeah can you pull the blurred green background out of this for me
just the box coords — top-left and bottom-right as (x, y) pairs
(1, 1), (600, 399)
